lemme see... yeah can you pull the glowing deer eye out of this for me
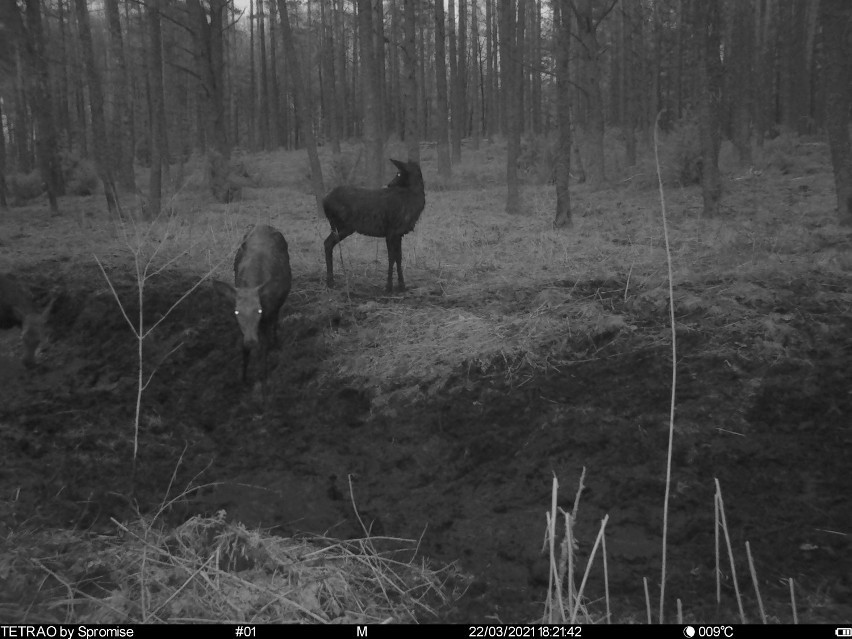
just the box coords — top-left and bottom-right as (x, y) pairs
(234, 310), (239, 316)
(257, 309), (263, 314)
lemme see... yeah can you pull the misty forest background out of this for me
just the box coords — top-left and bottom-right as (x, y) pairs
(0, 0), (851, 228)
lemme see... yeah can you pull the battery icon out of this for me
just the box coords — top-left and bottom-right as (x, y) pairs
(836, 629), (852, 637)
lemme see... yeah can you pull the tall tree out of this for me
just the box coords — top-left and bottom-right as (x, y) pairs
(0, 96), (6, 209)
(147, 0), (164, 218)
(727, 0), (753, 165)
(530, 0), (541, 135)
(448, 0), (461, 162)
(485, 0), (496, 137)
(320, 0), (340, 152)
(778, 1), (811, 134)
(249, 0), (256, 149)
(267, 0), (280, 147)
(619, 0), (638, 166)
(189, 0), (234, 202)
(819, 0), (852, 226)
(693, 0), (723, 217)
(56, 0), (72, 154)
(417, 5), (428, 137)
(333, 0), (347, 141)
(754, 0), (775, 147)
(572, 0), (614, 188)
(458, 0), (467, 141)
(434, 0), (451, 180)
(402, 0), (420, 162)
(277, 0), (325, 213)
(553, 0), (572, 228)
(373, 0), (388, 140)
(258, 0), (269, 148)
(470, 0), (481, 149)
(389, 0), (401, 136)
(22, 0), (61, 213)
(105, 0), (136, 192)
(277, 0), (291, 147)
(74, 0), (119, 217)
(501, 0), (526, 215)
(358, 0), (384, 186)
(12, 48), (32, 174)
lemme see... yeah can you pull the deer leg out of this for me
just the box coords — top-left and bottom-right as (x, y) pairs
(324, 232), (339, 288)
(393, 236), (405, 291)
(324, 228), (353, 288)
(385, 236), (395, 292)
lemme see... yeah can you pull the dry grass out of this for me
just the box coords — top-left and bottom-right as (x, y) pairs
(0, 512), (458, 624)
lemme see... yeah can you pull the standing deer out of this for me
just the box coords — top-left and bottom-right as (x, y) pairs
(323, 159), (426, 292)
(213, 225), (292, 388)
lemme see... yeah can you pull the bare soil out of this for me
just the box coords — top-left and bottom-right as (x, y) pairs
(2, 251), (850, 622)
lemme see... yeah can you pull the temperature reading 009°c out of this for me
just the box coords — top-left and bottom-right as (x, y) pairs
(683, 626), (734, 638)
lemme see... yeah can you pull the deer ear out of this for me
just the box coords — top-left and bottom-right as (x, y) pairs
(212, 280), (236, 306)
(389, 159), (405, 172)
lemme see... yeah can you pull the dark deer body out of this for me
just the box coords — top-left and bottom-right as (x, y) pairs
(0, 273), (56, 367)
(323, 158), (426, 292)
(213, 225), (292, 386)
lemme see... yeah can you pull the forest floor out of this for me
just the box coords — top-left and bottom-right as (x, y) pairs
(1, 135), (850, 623)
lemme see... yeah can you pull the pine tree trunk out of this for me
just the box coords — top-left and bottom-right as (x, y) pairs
(485, 0), (495, 138)
(470, 0), (481, 149)
(24, 0), (60, 213)
(105, 0), (137, 192)
(189, 0), (233, 202)
(358, 0), (384, 186)
(458, 0), (467, 141)
(694, 0), (722, 217)
(74, 0), (119, 218)
(531, 0), (541, 135)
(573, 0), (606, 188)
(334, 0), (348, 141)
(267, 0), (280, 147)
(249, 0), (256, 149)
(754, 0), (775, 147)
(389, 0), (401, 137)
(148, 0), (164, 218)
(502, 0), (526, 215)
(402, 0), (420, 162)
(435, 0), (452, 180)
(729, 0), (753, 165)
(13, 49), (32, 174)
(553, 0), (572, 228)
(373, 0), (388, 141)
(819, 0), (852, 226)
(258, 0), (270, 148)
(417, 10), (427, 139)
(57, 0), (73, 156)
(277, 0), (326, 214)
(621, 0), (637, 167)
(0, 96), (7, 208)
(448, 0), (462, 162)
(321, 0), (341, 153)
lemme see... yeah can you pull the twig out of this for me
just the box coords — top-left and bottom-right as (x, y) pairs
(746, 541), (766, 623)
(653, 107), (678, 624)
